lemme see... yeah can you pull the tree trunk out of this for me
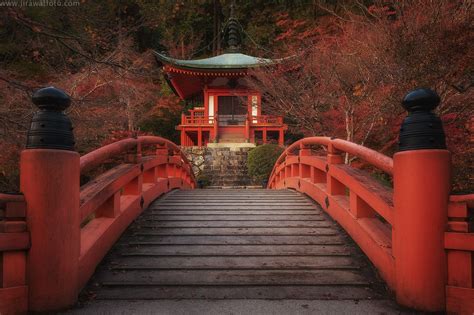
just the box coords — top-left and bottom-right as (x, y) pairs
(213, 0), (221, 55)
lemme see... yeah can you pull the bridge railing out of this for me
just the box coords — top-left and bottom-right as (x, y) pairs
(0, 87), (196, 313)
(0, 193), (29, 314)
(445, 194), (474, 314)
(78, 136), (195, 291)
(268, 136), (396, 288)
(269, 89), (473, 313)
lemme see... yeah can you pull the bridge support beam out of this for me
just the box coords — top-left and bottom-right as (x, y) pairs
(393, 88), (450, 312)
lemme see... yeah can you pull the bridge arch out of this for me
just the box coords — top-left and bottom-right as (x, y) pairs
(0, 87), (472, 314)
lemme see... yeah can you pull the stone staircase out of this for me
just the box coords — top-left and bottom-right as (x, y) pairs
(182, 145), (259, 187)
(202, 146), (256, 187)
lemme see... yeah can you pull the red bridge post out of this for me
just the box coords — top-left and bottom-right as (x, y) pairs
(393, 89), (451, 311)
(20, 87), (80, 311)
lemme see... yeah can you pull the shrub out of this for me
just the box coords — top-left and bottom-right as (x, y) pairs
(247, 144), (284, 184)
(196, 173), (210, 188)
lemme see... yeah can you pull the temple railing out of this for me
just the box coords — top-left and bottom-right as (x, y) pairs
(180, 114), (285, 126)
(250, 115), (284, 125)
(181, 115), (214, 125)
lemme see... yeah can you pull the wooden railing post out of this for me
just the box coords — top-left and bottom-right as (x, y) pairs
(326, 139), (345, 196)
(299, 143), (311, 178)
(20, 87), (80, 311)
(393, 89), (451, 311)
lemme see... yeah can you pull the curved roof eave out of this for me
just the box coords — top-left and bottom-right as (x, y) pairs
(153, 51), (288, 70)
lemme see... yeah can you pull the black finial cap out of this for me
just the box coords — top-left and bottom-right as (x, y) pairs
(32, 86), (71, 111)
(398, 88), (446, 151)
(26, 87), (75, 151)
(402, 88), (440, 112)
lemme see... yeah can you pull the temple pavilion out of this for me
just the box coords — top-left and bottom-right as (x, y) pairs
(154, 11), (287, 147)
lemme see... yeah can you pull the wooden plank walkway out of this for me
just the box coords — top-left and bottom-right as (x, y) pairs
(82, 189), (388, 302)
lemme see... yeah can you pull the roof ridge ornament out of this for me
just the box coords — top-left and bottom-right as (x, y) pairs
(223, 2), (242, 53)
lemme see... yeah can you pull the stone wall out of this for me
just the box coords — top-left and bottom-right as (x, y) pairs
(182, 146), (260, 187)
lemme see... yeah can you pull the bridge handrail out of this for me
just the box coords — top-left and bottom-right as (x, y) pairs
(270, 137), (392, 183)
(80, 138), (137, 173)
(139, 135), (193, 169)
(331, 139), (393, 175)
(0, 193), (29, 313)
(445, 193), (474, 314)
(80, 136), (193, 179)
(273, 136), (331, 166)
(77, 135), (196, 290)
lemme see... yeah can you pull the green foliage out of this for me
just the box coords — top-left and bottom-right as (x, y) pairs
(196, 173), (210, 188)
(247, 144), (284, 183)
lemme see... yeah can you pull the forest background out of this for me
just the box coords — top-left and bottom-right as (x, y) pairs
(0, 0), (472, 192)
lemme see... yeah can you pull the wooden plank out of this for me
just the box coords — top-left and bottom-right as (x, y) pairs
(163, 196), (308, 200)
(80, 164), (140, 221)
(147, 211), (320, 215)
(133, 221), (333, 228)
(132, 227), (338, 236)
(2, 251), (26, 287)
(164, 191), (301, 196)
(110, 256), (358, 270)
(167, 194), (302, 198)
(137, 215), (323, 221)
(0, 221), (27, 233)
(448, 201), (469, 218)
(163, 196), (304, 199)
(0, 286), (28, 315)
(126, 235), (345, 245)
(156, 202), (313, 206)
(81, 188), (387, 304)
(0, 232), (30, 251)
(5, 201), (26, 218)
(446, 286), (474, 314)
(168, 190), (299, 193)
(121, 244), (349, 256)
(445, 232), (474, 251)
(93, 285), (377, 300)
(98, 269), (368, 286)
(150, 205), (317, 210)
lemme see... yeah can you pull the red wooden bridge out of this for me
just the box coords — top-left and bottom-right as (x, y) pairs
(0, 87), (472, 314)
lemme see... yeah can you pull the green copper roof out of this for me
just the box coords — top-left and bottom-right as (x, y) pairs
(154, 51), (279, 70)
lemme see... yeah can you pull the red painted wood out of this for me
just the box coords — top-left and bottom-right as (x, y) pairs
(2, 251), (26, 287)
(0, 286), (28, 315)
(0, 233), (29, 251)
(446, 286), (474, 314)
(20, 149), (80, 312)
(445, 232), (474, 251)
(5, 201), (26, 218)
(447, 251), (473, 288)
(0, 221), (27, 233)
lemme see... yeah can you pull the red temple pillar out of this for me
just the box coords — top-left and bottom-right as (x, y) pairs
(279, 129), (284, 146)
(180, 131), (185, 146)
(263, 128), (267, 144)
(198, 128), (202, 147)
(213, 117), (218, 142)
